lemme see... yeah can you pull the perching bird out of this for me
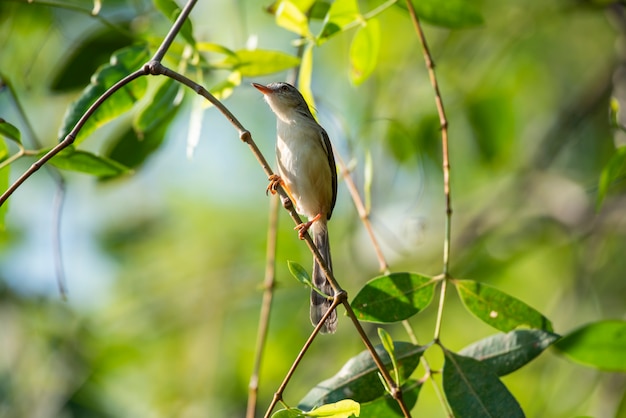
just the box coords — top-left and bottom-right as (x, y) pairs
(253, 82), (338, 333)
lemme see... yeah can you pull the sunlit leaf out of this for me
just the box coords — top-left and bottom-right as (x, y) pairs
(59, 44), (150, 146)
(0, 118), (22, 144)
(351, 272), (436, 323)
(398, 0), (483, 29)
(298, 44), (316, 118)
(597, 146), (626, 210)
(308, 399), (360, 417)
(46, 148), (132, 177)
(209, 71), (242, 101)
(554, 320), (626, 372)
(196, 42), (237, 57)
(443, 349), (525, 418)
(455, 279), (553, 332)
(220, 49), (300, 77)
(359, 380), (420, 417)
(460, 329), (560, 376)
(272, 400), (360, 417)
(276, 0), (313, 38)
(153, 0), (196, 46)
(318, 0), (360, 41)
(349, 18), (380, 85)
(298, 342), (425, 409)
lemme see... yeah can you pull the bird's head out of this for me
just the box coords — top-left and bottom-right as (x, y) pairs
(252, 82), (310, 119)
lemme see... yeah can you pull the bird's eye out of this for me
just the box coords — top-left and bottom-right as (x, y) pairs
(280, 85), (289, 92)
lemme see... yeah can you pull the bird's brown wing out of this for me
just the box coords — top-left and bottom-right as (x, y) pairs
(320, 128), (337, 219)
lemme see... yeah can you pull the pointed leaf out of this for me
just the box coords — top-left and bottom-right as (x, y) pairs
(318, 0), (360, 41)
(443, 350), (525, 418)
(308, 399), (360, 417)
(134, 78), (182, 134)
(455, 279), (553, 332)
(377, 328), (399, 385)
(349, 19), (380, 85)
(275, 0), (313, 38)
(554, 320), (626, 372)
(597, 146), (626, 210)
(0, 118), (22, 144)
(288, 260), (312, 286)
(221, 49), (300, 77)
(398, 0), (483, 29)
(46, 148), (132, 177)
(298, 342), (425, 409)
(58, 44), (150, 146)
(298, 44), (316, 118)
(459, 329), (560, 376)
(359, 380), (420, 417)
(351, 272), (436, 323)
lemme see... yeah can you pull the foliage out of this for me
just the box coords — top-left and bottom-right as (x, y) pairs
(0, 0), (625, 417)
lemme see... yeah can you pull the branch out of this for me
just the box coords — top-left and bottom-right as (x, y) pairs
(404, 0), (451, 344)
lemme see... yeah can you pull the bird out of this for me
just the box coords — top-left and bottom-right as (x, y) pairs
(252, 82), (338, 333)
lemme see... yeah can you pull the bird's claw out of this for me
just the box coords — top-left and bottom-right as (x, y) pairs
(294, 213), (322, 240)
(266, 174), (283, 196)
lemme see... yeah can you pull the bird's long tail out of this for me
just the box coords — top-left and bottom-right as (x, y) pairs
(310, 219), (337, 334)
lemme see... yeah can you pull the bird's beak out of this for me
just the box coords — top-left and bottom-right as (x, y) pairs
(252, 83), (272, 95)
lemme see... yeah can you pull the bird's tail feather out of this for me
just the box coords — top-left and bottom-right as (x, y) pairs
(310, 220), (337, 334)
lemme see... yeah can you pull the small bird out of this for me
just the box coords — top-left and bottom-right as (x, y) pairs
(253, 82), (338, 333)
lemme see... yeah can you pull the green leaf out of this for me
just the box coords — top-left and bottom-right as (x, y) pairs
(58, 44), (150, 146)
(298, 44), (316, 118)
(49, 26), (133, 92)
(455, 279), (553, 332)
(397, 0), (483, 29)
(0, 118), (22, 144)
(349, 18), (380, 85)
(272, 409), (306, 418)
(443, 349), (525, 418)
(377, 328), (399, 386)
(272, 400), (360, 418)
(459, 329), (560, 376)
(318, 0), (360, 41)
(359, 380), (420, 417)
(220, 49), (300, 77)
(105, 119), (173, 172)
(351, 272), (436, 323)
(298, 342), (425, 410)
(47, 148), (132, 178)
(196, 42), (237, 57)
(554, 320), (626, 372)
(153, 0), (196, 46)
(308, 399), (360, 417)
(275, 0), (313, 38)
(288, 260), (312, 286)
(134, 78), (182, 134)
(597, 146), (626, 210)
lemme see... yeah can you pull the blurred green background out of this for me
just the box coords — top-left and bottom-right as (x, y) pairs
(1, 0), (625, 416)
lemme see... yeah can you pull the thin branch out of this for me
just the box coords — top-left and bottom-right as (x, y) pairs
(246, 195), (280, 418)
(263, 293), (346, 418)
(404, 0), (451, 344)
(152, 0), (197, 62)
(334, 149), (390, 273)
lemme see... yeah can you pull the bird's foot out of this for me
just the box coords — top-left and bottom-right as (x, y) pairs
(295, 213), (322, 240)
(266, 174), (283, 196)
